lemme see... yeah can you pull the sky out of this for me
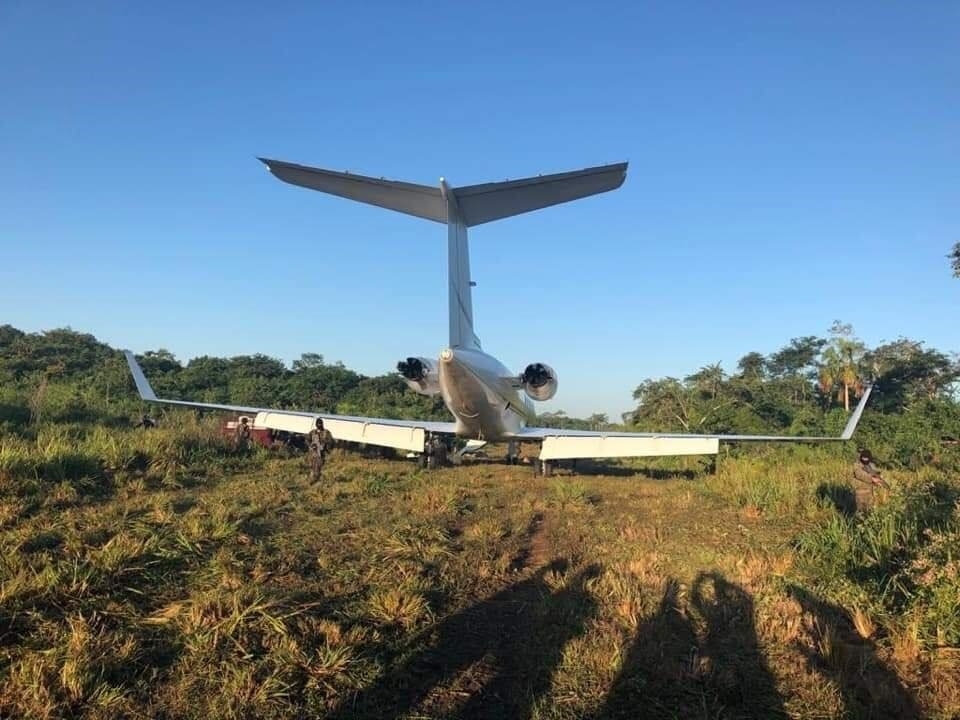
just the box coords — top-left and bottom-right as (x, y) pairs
(1, 2), (958, 419)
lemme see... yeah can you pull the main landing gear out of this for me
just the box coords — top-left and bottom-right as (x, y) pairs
(506, 440), (520, 466)
(419, 434), (450, 470)
(532, 458), (553, 477)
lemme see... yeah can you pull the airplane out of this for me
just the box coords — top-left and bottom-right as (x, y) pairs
(124, 157), (873, 475)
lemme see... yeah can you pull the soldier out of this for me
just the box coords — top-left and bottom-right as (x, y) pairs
(133, 413), (156, 429)
(427, 435), (448, 470)
(307, 418), (335, 482)
(234, 416), (251, 451)
(852, 448), (888, 513)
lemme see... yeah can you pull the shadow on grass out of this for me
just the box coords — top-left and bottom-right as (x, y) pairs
(788, 585), (920, 720)
(595, 573), (787, 719)
(817, 482), (857, 517)
(330, 559), (600, 720)
(545, 458), (703, 480)
(0, 402), (31, 429)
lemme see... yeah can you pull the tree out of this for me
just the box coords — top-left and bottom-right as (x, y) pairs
(587, 413), (609, 430)
(293, 353), (324, 371)
(538, 410), (568, 429)
(818, 321), (866, 412)
(767, 336), (826, 406)
(284, 363), (362, 411)
(768, 336), (826, 378)
(736, 352), (767, 381)
(337, 375), (450, 421)
(685, 363), (725, 400)
(178, 356), (232, 402)
(0, 328), (114, 379)
(632, 376), (737, 433)
(865, 338), (960, 411)
(950, 241), (960, 278)
(139, 349), (181, 375)
(228, 354), (287, 379)
(0, 324), (25, 350)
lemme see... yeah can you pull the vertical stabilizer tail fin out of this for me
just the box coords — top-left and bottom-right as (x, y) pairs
(441, 179), (480, 349)
(258, 158), (629, 352)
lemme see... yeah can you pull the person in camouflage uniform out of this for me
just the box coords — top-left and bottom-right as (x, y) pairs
(234, 417), (251, 451)
(133, 413), (156, 429)
(307, 418), (335, 482)
(427, 435), (448, 469)
(852, 448), (888, 513)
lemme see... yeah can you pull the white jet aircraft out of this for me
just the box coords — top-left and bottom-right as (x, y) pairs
(124, 157), (872, 474)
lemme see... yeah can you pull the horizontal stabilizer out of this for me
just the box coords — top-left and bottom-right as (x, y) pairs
(454, 162), (628, 226)
(259, 157), (628, 227)
(259, 158), (446, 223)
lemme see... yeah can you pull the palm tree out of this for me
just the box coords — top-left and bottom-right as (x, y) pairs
(819, 322), (866, 412)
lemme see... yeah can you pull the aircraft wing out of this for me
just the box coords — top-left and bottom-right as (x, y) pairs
(123, 351), (455, 453)
(518, 386), (873, 460)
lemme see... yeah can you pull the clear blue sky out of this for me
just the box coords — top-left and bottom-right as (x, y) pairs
(1, 2), (957, 419)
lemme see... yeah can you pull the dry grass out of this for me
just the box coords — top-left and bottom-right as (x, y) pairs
(0, 420), (957, 718)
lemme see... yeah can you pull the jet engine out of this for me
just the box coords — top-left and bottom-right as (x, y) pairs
(397, 356), (441, 396)
(521, 362), (558, 401)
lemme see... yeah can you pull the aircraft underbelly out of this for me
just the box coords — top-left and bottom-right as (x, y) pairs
(439, 352), (523, 439)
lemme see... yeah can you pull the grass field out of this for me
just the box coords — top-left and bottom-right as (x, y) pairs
(1, 416), (958, 719)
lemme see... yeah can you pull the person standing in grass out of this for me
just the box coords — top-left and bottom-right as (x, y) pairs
(852, 448), (888, 512)
(307, 418), (335, 482)
(234, 416), (251, 452)
(133, 413), (156, 428)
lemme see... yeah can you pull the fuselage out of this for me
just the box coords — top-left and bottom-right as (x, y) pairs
(437, 347), (533, 440)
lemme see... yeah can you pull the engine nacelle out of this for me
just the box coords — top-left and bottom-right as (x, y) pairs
(521, 362), (558, 401)
(397, 356), (441, 396)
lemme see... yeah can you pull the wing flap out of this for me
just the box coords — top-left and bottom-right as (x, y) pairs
(253, 411), (426, 452)
(540, 436), (719, 461)
(123, 351), (453, 452)
(521, 386), (874, 458)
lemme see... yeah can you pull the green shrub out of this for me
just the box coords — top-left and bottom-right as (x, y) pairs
(797, 480), (960, 648)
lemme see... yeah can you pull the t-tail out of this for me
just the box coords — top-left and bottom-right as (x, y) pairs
(258, 157), (628, 349)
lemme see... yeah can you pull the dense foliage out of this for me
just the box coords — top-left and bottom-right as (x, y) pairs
(0, 325), (451, 429)
(1, 323), (959, 718)
(626, 322), (960, 469)
(1, 322), (958, 469)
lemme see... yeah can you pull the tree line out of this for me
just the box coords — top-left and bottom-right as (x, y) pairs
(1, 322), (958, 467)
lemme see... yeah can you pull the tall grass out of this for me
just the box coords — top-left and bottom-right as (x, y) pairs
(1, 402), (958, 717)
(0, 414), (240, 495)
(702, 451), (850, 516)
(797, 479), (960, 648)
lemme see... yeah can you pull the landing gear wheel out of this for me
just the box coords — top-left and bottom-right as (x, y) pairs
(505, 440), (519, 466)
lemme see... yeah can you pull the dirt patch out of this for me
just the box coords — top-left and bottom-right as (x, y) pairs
(509, 511), (549, 572)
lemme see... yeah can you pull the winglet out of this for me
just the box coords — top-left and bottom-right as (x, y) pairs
(840, 384), (873, 440)
(123, 351), (158, 402)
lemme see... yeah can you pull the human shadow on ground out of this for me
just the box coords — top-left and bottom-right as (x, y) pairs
(788, 585), (920, 720)
(595, 572), (787, 719)
(329, 560), (600, 720)
(817, 482), (857, 517)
